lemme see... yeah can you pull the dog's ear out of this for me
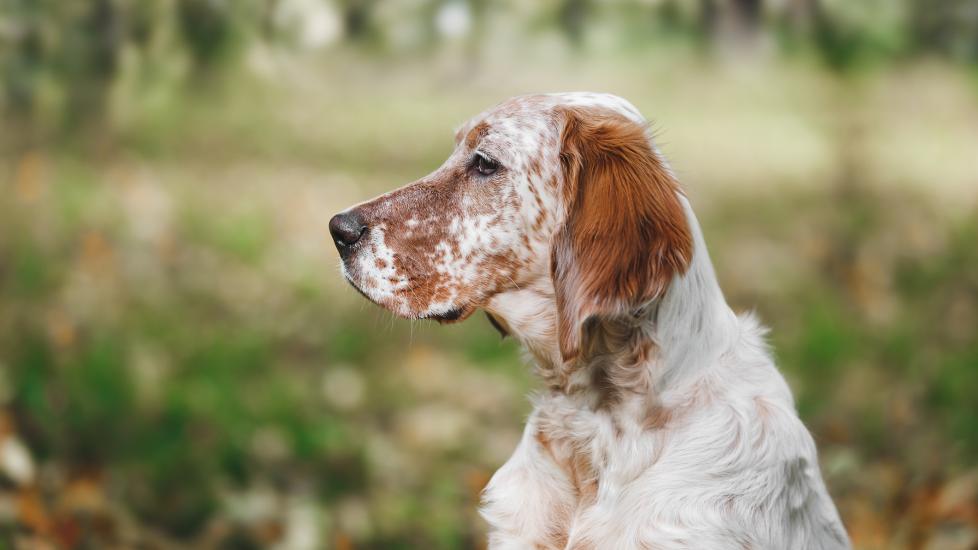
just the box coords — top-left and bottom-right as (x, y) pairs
(552, 106), (693, 362)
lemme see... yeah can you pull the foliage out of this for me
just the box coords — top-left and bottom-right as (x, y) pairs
(0, 4), (977, 548)
(3, 0), (978, 134)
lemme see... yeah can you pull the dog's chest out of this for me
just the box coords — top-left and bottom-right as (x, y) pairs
(532, 392), (674, 502)
(529, 384), (782, 511)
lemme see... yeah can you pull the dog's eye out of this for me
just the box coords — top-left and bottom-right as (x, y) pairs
(473, 153), (499, 176)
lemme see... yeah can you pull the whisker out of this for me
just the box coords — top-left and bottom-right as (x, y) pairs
(504, 273), (522, 292)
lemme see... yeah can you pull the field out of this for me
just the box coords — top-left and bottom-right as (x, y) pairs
(1, 42), (978, 548)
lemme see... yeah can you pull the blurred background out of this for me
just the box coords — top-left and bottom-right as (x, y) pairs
(1, 0), (977, 548)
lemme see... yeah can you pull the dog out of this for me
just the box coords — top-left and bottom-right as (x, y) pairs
(329, 93), (850, 549)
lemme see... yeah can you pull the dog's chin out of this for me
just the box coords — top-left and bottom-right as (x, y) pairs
(343, 275), (477, 324)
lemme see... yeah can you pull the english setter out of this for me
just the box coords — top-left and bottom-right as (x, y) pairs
(329, 93), (850, 549)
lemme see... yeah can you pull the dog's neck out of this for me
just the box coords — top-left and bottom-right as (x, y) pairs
(486, 198), (738, 399)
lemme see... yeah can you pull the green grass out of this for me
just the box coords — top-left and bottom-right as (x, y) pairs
(0, 47), (976, 548)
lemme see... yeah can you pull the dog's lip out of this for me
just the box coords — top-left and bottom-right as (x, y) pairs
(423, 308), (463, 322)
(420, 304), (476, 323)
(342, 272), (478, 323)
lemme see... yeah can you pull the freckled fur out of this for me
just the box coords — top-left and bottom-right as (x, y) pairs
(334, 93), (850, 549)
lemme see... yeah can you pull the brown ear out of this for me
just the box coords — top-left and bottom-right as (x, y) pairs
(552, 106), (693, 362)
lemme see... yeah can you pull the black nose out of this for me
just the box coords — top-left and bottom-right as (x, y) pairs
(329, 211), (367, 252)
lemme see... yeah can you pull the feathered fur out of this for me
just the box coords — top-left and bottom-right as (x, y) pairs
(332, 92), (850, 549)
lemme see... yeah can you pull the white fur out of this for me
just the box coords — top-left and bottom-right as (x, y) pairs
(340, 92), (850, 549)
(479, 96), (849, 549)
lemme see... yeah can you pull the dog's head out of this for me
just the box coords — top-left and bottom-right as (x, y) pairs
(330, 93), (692, 361)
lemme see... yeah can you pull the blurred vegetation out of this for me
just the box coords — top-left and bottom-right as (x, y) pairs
(1, 1), (978, 549)
(3, 0), (978, 137)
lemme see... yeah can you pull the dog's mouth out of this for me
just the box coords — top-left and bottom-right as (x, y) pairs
(423, 308), (463, 322)
(342, 271), (477, 324)
(419, 304), (477, 323)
